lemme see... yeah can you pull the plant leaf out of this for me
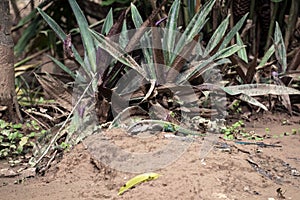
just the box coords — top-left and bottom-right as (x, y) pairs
(238, 93), (268, 111)
(258, 44), (275, 67)
(14, 17), (40, 56)
(131, 3), (143, 28)
(90, 30), (147, 79)
(119, 20), (129, 49)
(130, 3), (155, 78)
(204, 15), (230, 56)
(101, 8), (114, 35)
(177, 58), (231, 83)
(48, 55), (77, 79)
(224, 84), (300, 96)
(219, 13), (248, 50)
(37, 7), (84, 68)
(236, 32), (248, 63)
(214, 44), (245, 60)
(179, 44), (241, 82)
(171, 0), (216, 65)
(68, 0), (97, 72)
(163, 0), (180, 64)
(274, 22), (287, 74)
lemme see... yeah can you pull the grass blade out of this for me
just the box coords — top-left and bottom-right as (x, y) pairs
(238, 94), (268, 111)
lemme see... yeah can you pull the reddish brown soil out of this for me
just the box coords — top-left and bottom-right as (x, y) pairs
(0, 115), (299, 200)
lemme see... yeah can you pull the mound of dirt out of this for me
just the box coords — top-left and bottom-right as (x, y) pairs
(0, 120), (300, 200)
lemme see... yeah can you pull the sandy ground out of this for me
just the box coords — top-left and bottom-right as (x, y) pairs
(0, 116), (299, 200)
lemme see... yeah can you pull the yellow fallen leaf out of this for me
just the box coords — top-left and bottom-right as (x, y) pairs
(118, 172), (160, 195)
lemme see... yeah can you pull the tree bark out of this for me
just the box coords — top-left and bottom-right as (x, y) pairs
(0, 0), (21, 122)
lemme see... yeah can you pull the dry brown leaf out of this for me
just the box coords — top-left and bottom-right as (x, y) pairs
(35, 73), (72, 111)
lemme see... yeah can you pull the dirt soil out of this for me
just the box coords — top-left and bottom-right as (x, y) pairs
(0, 114), (300, 200)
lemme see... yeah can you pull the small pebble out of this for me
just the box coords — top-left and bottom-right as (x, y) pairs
(291, 169), (300, 176)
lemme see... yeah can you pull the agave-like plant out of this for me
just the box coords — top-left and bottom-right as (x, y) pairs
(33, 0), (300, 167)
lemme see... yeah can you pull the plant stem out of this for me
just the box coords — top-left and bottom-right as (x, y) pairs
(284, 0), (299, 49)
(265, 1), (278, 54)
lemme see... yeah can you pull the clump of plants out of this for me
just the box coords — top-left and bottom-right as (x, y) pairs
(221, 120), (263, 140)
(0, 119), (47, 159)
(30, 0), (300, 168)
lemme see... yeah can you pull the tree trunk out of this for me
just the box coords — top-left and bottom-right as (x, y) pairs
(0, 0), (21, 122)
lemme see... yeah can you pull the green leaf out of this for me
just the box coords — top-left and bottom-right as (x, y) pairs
(1, 129), (10, 136)
(204, 15), (230, 56)
(101, 8), (114, 35)
(0, 120), (8, 129)
(131, 3), (143, 28)
(274, 22), (287, 74)
(12, 123), (22, 129)
(90, 30), (147, 79)
(171, 0), (216, 65)
(163, 0), (180, 64)
(15, 10), (38, 29)
(214, 44), (245, 60)
(130, 3), (154, 78)
(219, 13), (248, 50)
(37, 7), (84, 67)
(31, 120), (40, 130)
(119, 20), (129, 49)
(37, 8), (65, 42)
(178, 44), (241, 82)
(29, 132), (36, 138)
(177, 58), (231, 83)
(236, 32), (248, 63)
(68, 0), (97, 72)
(48, 55), (77, 79)
(258, 45), (275, 67)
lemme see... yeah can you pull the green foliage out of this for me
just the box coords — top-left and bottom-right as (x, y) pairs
(265, 127), (270, 134)
(222, 120), (245, 140)
(236, 32), (248, 63)
(0, 119), (46, 158)
(101, 8), (114, 35)
(59, 142), (71, 151)
(274, 22), (287, 74)
(229, 100), (242, 114)
(221, 120), (263, 141)
(33, 0), (299, 165)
